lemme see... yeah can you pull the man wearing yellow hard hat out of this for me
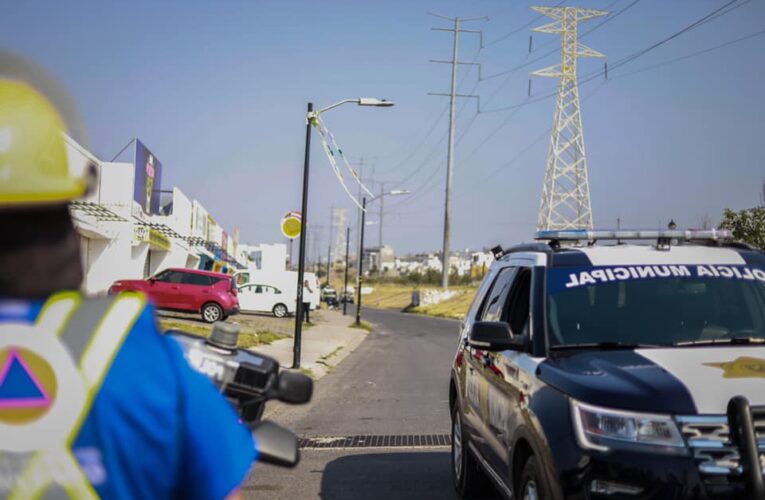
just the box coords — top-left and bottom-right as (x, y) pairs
(0, 68), (252, 498)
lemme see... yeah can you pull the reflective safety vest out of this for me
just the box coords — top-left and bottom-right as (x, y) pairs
(0, 291), (146, 499)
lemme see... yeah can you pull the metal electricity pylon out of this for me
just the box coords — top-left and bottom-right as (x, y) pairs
(532, 6), (607, 231)
(331, 207), (347, 265)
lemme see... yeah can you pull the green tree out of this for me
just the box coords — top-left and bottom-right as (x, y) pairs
(719, 206), (765, 250)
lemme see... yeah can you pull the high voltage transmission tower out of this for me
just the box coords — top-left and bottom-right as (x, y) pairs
(428, 12), (487, 288)
(532, 6), (607, 231)
(331, 207), (347, 265)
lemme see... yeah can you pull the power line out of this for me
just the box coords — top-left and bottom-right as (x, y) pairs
(386, 3), (580, 188)
(390, 0), (756, 228)
(596, 0), (750, 75)
(387, 0), (756, 242)
(480, 0), (751, 114)
(392, 81), (608, 217)
(479, 0), (640, 90)
(612, 27), (765, 80)
(380, 46), (483, 181)
(458, 4), (758, 193)
(483, 0), (568, 47)
(580, 0), (641, 38)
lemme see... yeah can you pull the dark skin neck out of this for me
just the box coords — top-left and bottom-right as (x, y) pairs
(0, 205), (83, 300)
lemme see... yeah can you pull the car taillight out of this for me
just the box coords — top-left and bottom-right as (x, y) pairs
(229, 281), (238, 296)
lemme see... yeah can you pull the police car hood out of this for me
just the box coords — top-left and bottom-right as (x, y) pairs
(538, 347), (765, 414)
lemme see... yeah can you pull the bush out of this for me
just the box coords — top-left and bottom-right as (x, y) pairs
(365, 268), (479, 286)
(719, 206), (765, 250)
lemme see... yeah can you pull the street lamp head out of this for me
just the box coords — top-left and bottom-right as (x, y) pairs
(358, 98), (395, 107)
(388, 189), (409, 196)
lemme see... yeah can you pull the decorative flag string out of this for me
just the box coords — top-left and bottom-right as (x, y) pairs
(312, 115), (375, 210)
(325, 122), (375, 198)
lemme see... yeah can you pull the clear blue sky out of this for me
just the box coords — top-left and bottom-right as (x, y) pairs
(3, 0), (764, 257)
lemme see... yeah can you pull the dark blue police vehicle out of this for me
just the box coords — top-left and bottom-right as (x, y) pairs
(449, 229), (765, 500)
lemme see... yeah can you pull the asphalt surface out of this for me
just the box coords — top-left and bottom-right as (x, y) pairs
(242, 307), (501, 499)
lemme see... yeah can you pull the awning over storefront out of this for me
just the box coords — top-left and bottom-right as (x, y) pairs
(70, 201), (127, 240)
(70, 201), (127, 222)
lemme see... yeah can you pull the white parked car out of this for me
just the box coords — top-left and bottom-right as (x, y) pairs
(237, 283), (295, 318)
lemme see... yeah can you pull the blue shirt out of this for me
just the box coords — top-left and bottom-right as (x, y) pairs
(0, 299), (255, 499)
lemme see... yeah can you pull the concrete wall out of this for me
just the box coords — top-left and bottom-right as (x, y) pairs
(80, 229), (134, 294)
(166, 187), (192, 236)
(77, 160), (136, 222)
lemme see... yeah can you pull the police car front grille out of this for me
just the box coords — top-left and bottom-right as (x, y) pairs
(298, 434), (451, 449)
(677, 416), (765, 476)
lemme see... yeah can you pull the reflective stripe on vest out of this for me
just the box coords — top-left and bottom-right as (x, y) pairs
(0, 291), (146, 499)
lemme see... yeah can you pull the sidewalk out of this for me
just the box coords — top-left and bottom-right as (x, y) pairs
(253, 309), (368, 380)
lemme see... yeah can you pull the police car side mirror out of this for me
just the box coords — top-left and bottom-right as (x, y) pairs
(469, 321), (528, 352)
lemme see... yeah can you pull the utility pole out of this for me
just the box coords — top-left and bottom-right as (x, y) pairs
(428, 12), (486, 288)
(532, 6), (607, 231)
(355, 158), (366, 262)
(354, 160), (374, 294)
(378, 182), (384, 249)
(356, 197), (369, 326)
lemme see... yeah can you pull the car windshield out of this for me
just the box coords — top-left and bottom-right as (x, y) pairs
(546, 264), (765, 347)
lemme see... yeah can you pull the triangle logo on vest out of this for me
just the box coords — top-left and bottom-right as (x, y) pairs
(0, 347), (57, 424)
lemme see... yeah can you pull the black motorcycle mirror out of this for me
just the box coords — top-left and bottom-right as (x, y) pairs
(251, 420), (300, 467)
(272, 370), (313, 404)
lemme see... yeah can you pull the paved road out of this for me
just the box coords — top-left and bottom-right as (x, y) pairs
(242, 307), (501, 499)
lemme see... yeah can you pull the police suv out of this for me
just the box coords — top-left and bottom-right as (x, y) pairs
(449, 229), (765, 500)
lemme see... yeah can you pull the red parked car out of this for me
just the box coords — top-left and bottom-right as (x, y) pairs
(109, 268), (239, 323)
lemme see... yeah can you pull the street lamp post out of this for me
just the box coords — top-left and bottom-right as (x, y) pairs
(355, 189), (408, 326)
(293, 102), (313, 369)
(292, 97), (394, 369)
(355, 197), (367, 326)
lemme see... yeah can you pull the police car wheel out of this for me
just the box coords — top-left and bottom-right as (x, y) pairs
(518, 456), (550, 500)
(452, 406), (490, 498)
(273, 303), (288, 318)
(202, 303), (223, 323)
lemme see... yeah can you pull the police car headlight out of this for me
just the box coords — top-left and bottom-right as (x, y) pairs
(571, 400), (686, 454)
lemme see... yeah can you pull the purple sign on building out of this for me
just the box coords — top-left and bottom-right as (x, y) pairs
(134, 140), (163, 215)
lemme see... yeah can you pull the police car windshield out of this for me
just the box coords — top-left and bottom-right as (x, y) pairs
(546, 264), (765, 348)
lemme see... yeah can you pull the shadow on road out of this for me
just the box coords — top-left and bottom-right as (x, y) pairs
(318, 451), (500, 500)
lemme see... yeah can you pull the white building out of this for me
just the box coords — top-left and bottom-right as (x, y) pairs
(471, 251), (493, 272)
(66, 135), (246, 295)
(362, 245), (395, 274)
(240, 243), (288, 275)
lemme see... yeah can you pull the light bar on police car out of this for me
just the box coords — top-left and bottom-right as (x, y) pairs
(535, 229), (732, 242)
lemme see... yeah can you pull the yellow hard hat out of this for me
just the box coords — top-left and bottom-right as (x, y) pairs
(0, 78), (87, 205)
